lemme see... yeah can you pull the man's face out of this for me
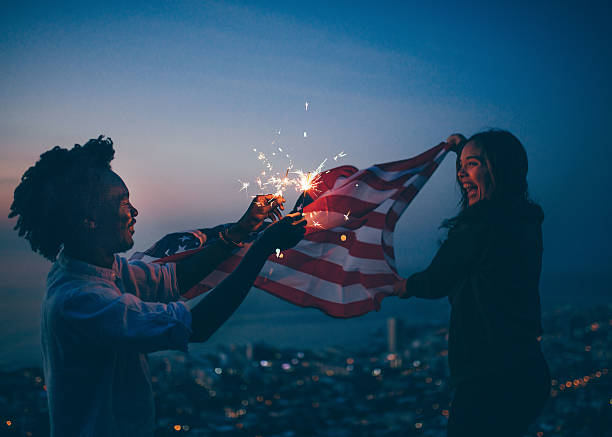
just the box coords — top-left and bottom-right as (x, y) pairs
(92, 170), (138, 254)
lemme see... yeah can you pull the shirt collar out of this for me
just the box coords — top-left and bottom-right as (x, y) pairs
(57, 250), (120, 282)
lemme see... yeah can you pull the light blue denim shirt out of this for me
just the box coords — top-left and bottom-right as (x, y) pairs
(42, 251), (192, 437)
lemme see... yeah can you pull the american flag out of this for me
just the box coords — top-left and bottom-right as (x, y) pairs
(130, 142), (452, 318)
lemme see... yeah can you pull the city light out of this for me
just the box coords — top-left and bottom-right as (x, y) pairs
(5, 308), (610, 435)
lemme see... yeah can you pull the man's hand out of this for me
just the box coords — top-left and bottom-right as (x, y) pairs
(257, 212), (307, 253)
(188, 213), (305, 343)
(228, 194), (286, 242)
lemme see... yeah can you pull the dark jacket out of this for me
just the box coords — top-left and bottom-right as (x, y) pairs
(404, 199), (547, 385)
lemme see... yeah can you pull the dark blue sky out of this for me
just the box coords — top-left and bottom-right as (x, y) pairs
(1, 0), (610, 367)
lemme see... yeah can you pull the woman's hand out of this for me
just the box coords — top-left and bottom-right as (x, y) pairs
(228, 194), (286, 242)
(393, 277), (409, 298)
(446, 133), (467, 153)
(257, 212), (307, 253)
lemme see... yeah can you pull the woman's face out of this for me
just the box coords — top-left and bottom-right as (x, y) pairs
(458, 141), (494, 206)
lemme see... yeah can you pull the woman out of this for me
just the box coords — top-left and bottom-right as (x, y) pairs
(394, 130), (550, 436)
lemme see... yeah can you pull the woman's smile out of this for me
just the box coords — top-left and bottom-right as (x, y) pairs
(458, 142), (494, 206)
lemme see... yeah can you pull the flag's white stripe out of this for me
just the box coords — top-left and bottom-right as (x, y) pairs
(411, 174), (429, 191)
(130, 251), (147, 261)
(373, 198), (394, 214)
(320, 224), (383, 245)
(390, 198), (409, 217)
(258, 261), (394, 304)
(382, 229), (394, 249)
(351, 225), (386, 245)
(291, 241), (392, 274)
(434, 148), (447, 162)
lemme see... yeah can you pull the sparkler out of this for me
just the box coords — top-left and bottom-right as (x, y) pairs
(240, 102), (350, 228)
(294, 158), (327, 211)
(298, 171), (311, 211)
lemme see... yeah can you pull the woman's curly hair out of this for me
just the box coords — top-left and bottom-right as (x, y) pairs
(8, 136), (115, 261)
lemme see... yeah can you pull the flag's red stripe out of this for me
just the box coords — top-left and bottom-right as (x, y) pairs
(253, 277), (392, 318)
(182, 283), (212, 300)
(391, 184), (418, 203)
(350, 168), (424, 192)
(264, 249), (396, 288)
(306, 195), (379, 216)
(363, 212), (386, 229)
(385, 209), (401, 231)
(382, 242), (395, 260)
(423, 159), (442, 178)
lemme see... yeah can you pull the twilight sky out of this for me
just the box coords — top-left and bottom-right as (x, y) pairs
(1, 0), (610, 367)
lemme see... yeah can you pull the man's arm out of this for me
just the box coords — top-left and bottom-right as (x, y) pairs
(61, 285), (192, 353)
(188, 213), (306, 342)
(175, 194), (285, 294)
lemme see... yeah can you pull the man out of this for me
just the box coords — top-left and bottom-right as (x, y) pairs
(9, 136), (306, 436)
